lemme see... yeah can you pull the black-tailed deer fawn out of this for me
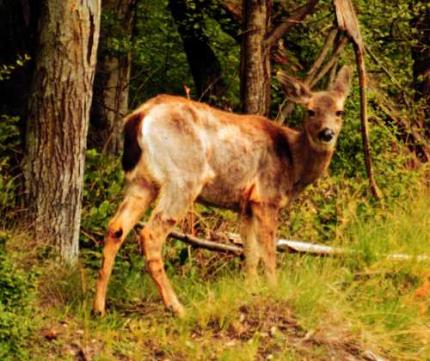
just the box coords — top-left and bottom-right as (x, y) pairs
(93, 66), (352, 316)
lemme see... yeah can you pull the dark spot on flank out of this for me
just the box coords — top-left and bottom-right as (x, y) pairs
(122, 112), (144, 172)
(113, 229), (123, 239)
(262, 121), (293, 165)
(108, 227), (123, 239)
(243, 202), (253, 218)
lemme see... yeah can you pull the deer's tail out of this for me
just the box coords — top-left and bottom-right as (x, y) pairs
(122, 112), (144, 172)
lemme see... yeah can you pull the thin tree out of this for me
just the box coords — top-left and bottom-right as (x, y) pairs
(90, 0), (137, 155)
(169, 0), (227, 103)
(24, 0), (101, 264)
(240, 0), (319, 115)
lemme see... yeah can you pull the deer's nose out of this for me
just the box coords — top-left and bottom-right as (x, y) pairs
(318, 128), (335, 142)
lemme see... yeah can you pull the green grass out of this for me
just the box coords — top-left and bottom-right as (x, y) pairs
(3, 191), (430, 360)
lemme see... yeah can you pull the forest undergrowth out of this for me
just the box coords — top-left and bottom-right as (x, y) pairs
(1, 178), (430, 360)
(1, 1), (430, 360)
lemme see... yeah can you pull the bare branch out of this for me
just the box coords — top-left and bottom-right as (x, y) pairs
(309, 35), (348, 87)
(264, 0), (319, 48)
(370, 85), (430, 162)
(333, 0), (381, 199)
(138, 222), (242, 255)
(354, 45), (382, 199)
(203, 0), (241, 41)
(305, 28), (338, 84)
(365, 44), (412, 109)
(365, 45), (403, 90)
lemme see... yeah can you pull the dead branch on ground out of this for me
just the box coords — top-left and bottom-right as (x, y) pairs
(137, 222), (430, 261)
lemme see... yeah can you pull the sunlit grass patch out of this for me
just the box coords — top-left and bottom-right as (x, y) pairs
(3, 189), (430, 360)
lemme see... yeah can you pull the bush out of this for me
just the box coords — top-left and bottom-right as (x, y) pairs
(0, 115), (21, 222)
(0, 233), (34, 360)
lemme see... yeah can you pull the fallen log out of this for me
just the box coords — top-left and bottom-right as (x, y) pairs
(137, 222), (429, 261)
(169, 228), (242, 255)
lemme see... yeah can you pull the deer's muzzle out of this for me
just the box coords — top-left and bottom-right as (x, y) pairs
(318, 128), (335, 143)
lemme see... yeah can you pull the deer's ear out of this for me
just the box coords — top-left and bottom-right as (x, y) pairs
(330, 65), (353, 97)
(277, 71), (312, 104)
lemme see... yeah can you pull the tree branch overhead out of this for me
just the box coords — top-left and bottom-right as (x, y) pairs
(264, 0), (319, 48)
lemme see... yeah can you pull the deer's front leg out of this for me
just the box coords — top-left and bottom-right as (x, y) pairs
(240, 212), (260, 281)
(252, 203), (279, 286)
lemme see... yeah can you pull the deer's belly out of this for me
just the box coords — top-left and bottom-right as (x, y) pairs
(197, 129), (262, 210)
(198, 170), (258, 211)
(198, 180), (244, 211)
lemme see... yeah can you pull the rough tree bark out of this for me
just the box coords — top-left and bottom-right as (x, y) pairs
(240, 0), (271, 115)
(90, 0), (137, 155)
(169, 0), (226, 103)
(240, 0), (319, 116)
(24, 0), (101, 264)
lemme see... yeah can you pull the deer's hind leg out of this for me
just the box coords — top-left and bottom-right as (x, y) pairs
(93, 182), (157, 315)
(140, 179), (203, 317)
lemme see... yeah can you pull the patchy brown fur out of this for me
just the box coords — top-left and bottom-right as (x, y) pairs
(93, 66), (353, 317)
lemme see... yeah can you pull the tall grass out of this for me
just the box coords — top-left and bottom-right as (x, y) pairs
(5, 189), (430, 360)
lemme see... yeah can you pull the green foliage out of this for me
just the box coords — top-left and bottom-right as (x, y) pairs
(1, 1), (430, 357)
(0, 54), (30, 81)
(203, 16), (240, 107)
(0, 115), (21, 222)
(0, 53), (30, 223)
(0, 234), (34, 360)
(80, 149), (124, 249)
(24, 192), (430, 360)
(130, 0), (193, 105)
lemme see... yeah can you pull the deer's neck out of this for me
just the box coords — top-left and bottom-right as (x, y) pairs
(290, 130), (334, 193)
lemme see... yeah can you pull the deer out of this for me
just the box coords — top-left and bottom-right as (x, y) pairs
(93, 65), (352, 317)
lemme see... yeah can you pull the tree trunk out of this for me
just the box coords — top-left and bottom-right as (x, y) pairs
(24, 0), (101, 264)
(240, 0), (271, 115)
(89, 0), (136, 154)
(169, 0), (226, 103)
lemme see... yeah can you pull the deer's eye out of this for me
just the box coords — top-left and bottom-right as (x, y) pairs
(307, 109), (315, 117)
(336, 110), (344, 117)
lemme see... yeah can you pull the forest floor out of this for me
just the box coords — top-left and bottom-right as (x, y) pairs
(3, 192), (430, 361)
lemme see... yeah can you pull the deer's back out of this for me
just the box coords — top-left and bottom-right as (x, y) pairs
(124, 95), (294, 209)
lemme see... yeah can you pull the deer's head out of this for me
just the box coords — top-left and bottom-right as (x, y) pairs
(277, 65), (352, 151)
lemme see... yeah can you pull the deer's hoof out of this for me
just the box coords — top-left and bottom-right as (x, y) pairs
(168, 303), (185, 318)
(91, 304), (106, 318)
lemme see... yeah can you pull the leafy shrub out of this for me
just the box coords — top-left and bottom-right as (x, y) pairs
(80, 149), (127, 269)
(0, 233), (34, 360)
(0, 115), (21, 222)
(81, 148), (124, 239)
